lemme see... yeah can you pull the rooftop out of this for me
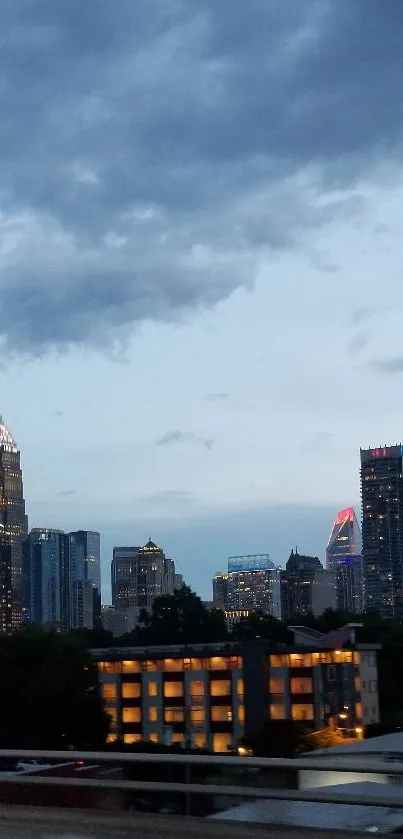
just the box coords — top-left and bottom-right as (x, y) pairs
(0, 417), (17, 452)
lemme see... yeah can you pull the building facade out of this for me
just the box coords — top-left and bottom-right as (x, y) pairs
(24, 528), (67, 628)
(0, 418), (28, 630)
(361, 445), (403, 616)
(94, 638), (379, 752)
(213, 555), (281, 619)
(326, 507), (363, 613)
(111, 540), (181, 633)
(69, 531), (101, 630)
(281, 550), (336, 619)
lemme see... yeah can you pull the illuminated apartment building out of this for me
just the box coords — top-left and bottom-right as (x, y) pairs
(93, 637), (379, 752)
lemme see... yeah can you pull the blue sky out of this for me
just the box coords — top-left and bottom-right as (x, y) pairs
(1, 1), (403, 601)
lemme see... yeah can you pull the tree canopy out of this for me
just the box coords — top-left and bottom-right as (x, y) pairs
(0, 626), (109, 749)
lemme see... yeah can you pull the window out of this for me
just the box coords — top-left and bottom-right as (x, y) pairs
(165, 707), (184, 723)
(193, 734), (206, 749)
(237, 678), (244, 699)
(289, 653), (312, 668)
(172, 733), (184, 744)
(163, 658), (183, 672)
(145, 660), (159, 672)
(148, 733), (159, 743)
(102, 683), (117, 702)
(122, 707), (141, 724)
(291, 704), (314, 721)
(107, 707), (117, 724)
(190, 680), (205, 698)
(270, 678), (284, 694)
(164, 681), (184, 698)
(270, 654), (287, 667)
(148, 681), (158, 697)
(148, 707), (158, 722)
(238, 705), (245, 724)
(191, 658), (207, 670)
(211, 706), (232, 722)
(106, 733), (117, 744)
(210, 657), (230, 670)
(353, 652), (360, 665)
(270, 704), (285, 720)
(354, 676), (361, 692)
(213, 733), (232, 753)
(191, 708), (205, 723)
(124, 734), (141, 745)
(122, 660), (141, 674)
(210, 680), (231, 697)
(98, 661), (120, 674)
(355, 702), (363, 720)
(122, 682), (141, 699)
(291, 677), (313, 694)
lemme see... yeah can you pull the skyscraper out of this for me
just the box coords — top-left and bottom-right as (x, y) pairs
(111, 540), (181, 630)
(326, 507), (363, 613)
(280, 550), (336, 619)
(212, 555), (281, 619)
(0, 417), (27, 630)
(361, 445), (403, 616)
(24, 528), (67, 628)
(69, 531), (101, 629)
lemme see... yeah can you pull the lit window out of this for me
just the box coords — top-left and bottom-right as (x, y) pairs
(98, 661), (120, 674)
(238, 705), (245, 724)
(122, 707), (141, 723)
(124, 733), (141, 745)
(291, 704), (314, 721)
(210, 680), (231, 697)
(106, 733), (117, 744)
(165, 707), (184, 723)
(148, 707), (158, 722)
(193, 734), (206, 749)
(355, 702), (363, 720)
(190, 680), (204, 698)
(163, 658), (183, 672)
(122, 683), (141, 699)
(191, 708), (205, 723)
(148, 682), (158, 697)
(107, 707), (117, 724)
(290, 677), (313, 694)
(122, 660), (141, 674)
(102, 683), (117, 702)
(172, 733), (183, 744)
(190, 658), (207, 670)
(270, 678), (284, 694)
(289, 654), (312, 668)
(213, 733), (232, 753)
(270, 704), (285, 720)
(354, 676), (361, 692)
(269, 655), (288, 667)
(353, 652), (361, 665)
(148, 733), (159, 743)
(164, 681), (184, 698)
(209, 657), (229, 670)
(211, 706), (232, 722)
(237, 678), (244, 698)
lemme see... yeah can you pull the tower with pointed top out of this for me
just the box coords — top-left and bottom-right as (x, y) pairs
(0, 417), (27, 630)
(326, 507), (363, 613)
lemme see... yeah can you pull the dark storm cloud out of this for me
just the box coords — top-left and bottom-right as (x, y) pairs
(156, 430), (214, 450)
(1, 0), (403, 353)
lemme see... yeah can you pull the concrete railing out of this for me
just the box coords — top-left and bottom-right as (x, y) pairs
(0, 748), (401, 814)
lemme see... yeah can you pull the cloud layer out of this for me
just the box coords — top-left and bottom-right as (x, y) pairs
(1, 1), (403, 354)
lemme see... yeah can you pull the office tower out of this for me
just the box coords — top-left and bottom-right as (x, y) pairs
(0, 417), (28, 630)
(111, 540), (181, 630)
(226, 555), (281, 618)
(69, 531), (101, 630)
(24, 528), (68, 629)
(281, 549), (336, 619)
(361, 445), (403, 616)
(326, 507), (363, 613)
(212, 572), (229, 610)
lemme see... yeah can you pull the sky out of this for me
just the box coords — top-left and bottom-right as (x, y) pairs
(1, 1), (403, 602)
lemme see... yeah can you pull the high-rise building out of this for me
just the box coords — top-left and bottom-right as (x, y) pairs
(0, 417), (28, 630)
(213, 555), (281, 619)
(361, 445), (403, 616)
(24, 528), (69, 629)
(69, 531), (101, 630)
(326, 507), (363, 613)
(280, 550), (336, 619)
(111, 540), (181, 630)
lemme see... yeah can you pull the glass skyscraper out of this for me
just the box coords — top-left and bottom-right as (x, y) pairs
(69, 530), (101, 629)
(361, 445), (403, 616)
(326, 507), (363, 613)
(0, 417), (27, 630)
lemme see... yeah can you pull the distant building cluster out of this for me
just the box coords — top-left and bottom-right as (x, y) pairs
(1, 413), (403, 635)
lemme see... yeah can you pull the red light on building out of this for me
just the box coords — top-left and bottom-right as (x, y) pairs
(372, 448), (387, 458)
(336, 507), (355, 524)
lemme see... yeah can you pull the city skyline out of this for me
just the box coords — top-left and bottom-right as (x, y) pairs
(2, 3), (403, 601)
